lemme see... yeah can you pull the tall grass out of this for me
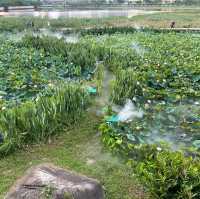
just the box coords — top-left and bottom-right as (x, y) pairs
(0, 83), (89, 156)
(111, 68), (144, 105)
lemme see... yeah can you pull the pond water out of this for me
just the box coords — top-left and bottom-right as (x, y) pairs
(2, 29), (79, 43)
(0, 9), (157, 18)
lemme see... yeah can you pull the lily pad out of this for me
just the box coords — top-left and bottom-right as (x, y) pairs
(0, 91), (7, 96)
(192, 140), (200, 149)
(127, 134), (136, 142)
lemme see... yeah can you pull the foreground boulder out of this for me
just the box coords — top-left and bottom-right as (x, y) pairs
(6, 164), (104, 199)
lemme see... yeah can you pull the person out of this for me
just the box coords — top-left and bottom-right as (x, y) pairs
(170, 21), (176, 29)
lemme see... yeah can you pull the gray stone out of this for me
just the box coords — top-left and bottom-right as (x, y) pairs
(5, 163), (104, 199)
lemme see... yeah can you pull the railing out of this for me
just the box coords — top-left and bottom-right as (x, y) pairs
(39, 3), (179, 10)
(0, 6), (37, 12)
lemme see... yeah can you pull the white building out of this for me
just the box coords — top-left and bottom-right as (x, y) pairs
(161, 0), (176, 3)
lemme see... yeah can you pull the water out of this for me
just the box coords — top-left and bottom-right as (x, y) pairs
(132, 102), (199, 150)
(0, 9), (157, 18)
(34, 29), (79, 43)
(105, 98), (200, 151)
(3, 30), (79, 43)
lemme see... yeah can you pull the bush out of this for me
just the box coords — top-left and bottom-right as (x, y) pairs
(135, 150), (200, 199)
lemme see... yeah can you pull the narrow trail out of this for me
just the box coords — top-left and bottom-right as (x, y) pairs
(96, 67), (115, 108)
(88, 66), (115, 117)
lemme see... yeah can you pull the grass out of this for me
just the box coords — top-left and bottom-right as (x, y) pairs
(131, 9), (200, 28)
(0, 113), (147, 199)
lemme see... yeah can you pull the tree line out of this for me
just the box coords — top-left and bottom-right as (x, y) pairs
(0, 0), (40, 7)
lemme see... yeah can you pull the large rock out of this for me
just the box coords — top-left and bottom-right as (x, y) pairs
(6, 164), (104, 199)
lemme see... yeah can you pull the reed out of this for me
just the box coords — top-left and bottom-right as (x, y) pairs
(0, 83), (89, 156)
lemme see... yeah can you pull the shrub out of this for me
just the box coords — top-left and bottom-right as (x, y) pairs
(135, 150), (200, 199)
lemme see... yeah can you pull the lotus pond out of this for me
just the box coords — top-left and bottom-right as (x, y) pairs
(1, 30), (200, 198)
(82, 32), (200, 151)
(94, 32), (200, 198)
(0, 34), (97, 108)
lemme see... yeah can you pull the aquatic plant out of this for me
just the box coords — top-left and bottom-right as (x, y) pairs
(0, 35), (100, 108)
(21, 35), (98, 71)
(97, 32), (200, 198)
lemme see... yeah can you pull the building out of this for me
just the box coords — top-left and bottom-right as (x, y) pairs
(161, 0), (176, 3)
(41, 0), (64, 5)
(127, 0), (143, 2)
(40, 0), (145, 4)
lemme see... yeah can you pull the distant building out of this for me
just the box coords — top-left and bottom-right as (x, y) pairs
(161, 0), (176, 3)
(41, 0), (64, 4)
(127, 0), (144, 2)
(40, 0), (145, 4)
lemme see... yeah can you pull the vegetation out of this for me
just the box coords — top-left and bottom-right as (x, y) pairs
(0, 35), (102, 156)
(0, 16), (200, 198)
(100, 121), (200, 198)
(0, 8), (200, 33)
(0, 0), (40, 7)
(0, 84), (89, 156)
(131, 10), (200, 28)
(0, 114), (146, 199)
(93, 32), (200, 198)
(0, 35), (101, 108)
(135, 149), (200, 199)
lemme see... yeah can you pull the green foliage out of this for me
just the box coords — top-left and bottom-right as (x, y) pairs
(1, 28), (200, 198)
(94, 64), (104, 94)
(21, 35), (97, 72)
(0, 35), (99, 108)
(97, 32), (200, 198)
(135, 150), (200, 199)
(99, 123), (123, 152)
(104, 33), (200, 105)
(0, 0), (40, 7)
(100, 122), (200, 199)
(111, 68), (144, 104)
(0, 84), (89, 156)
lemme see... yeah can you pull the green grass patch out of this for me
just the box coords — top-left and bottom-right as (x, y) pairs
(0, 114), (146, 199)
